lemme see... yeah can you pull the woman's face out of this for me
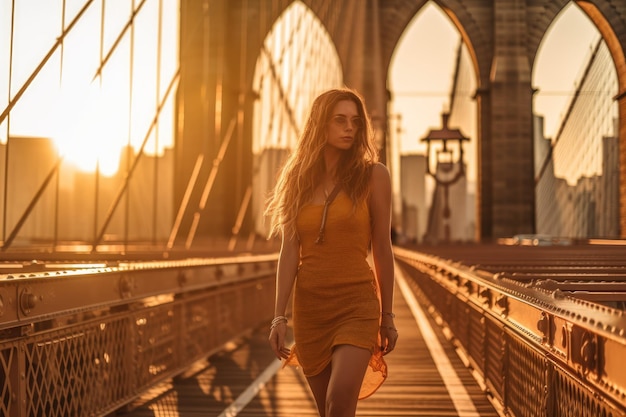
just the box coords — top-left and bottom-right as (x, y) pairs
(326, 99), (363, 151)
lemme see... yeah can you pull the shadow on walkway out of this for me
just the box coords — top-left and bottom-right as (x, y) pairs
(117, 328), (284, 416)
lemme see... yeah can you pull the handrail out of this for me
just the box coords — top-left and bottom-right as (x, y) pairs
(0, 252), (278, 329)
(394, 246), (626, 343)
(394, 245), (626, 416)
(0, 255), (278, 417)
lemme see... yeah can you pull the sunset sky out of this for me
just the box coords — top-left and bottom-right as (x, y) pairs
(389, 2), (601, 184)
(1, 1), (606, 181)
(0, 0), (178, 175)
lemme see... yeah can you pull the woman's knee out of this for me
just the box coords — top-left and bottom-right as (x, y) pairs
(325, 386), (359, 416)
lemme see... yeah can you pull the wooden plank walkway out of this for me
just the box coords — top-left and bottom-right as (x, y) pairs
(118, 268), (500, 417)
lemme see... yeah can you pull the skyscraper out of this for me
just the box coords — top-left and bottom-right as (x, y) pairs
(535, 39), (619, 238)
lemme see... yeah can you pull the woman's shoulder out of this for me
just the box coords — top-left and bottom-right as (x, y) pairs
(369, 162), (390, 181)
(367, 162), (391, 209)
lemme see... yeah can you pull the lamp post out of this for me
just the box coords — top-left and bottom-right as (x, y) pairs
(387, 113), (404, 242)
(421, 112), (469, 242)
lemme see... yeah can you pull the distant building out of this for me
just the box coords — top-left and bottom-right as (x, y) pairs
(423, 160), (471, 243)
(535, 39), (619, 238)
(0, 136), (58, 243)
(446, 40), (477, 241)
(0, 137), (175, 245)
(400, 154), (427, 243)
(414, 39), (476, 243)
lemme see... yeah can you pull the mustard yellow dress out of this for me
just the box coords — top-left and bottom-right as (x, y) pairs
(285, 190), (387, 399)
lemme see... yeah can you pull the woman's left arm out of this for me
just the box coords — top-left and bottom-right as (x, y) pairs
(369, 163), (397, 354)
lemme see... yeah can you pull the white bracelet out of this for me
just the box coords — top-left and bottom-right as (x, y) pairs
(270, 315), (288, 329)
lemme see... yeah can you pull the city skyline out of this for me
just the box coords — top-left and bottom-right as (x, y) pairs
(389, 2), (604, 185)
(2, 1), (609, 181)
(0, 1), (622, 245)
(0, 0), (179, 176)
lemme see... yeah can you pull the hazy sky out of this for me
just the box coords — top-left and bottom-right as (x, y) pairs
(0, 0), (179, 175)
(389, 2), (600, 183)
(1, 1), (603, 179)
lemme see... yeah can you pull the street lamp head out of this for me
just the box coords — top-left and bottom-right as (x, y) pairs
(420, 113), (470, 145)
(420, 112), (470, 185)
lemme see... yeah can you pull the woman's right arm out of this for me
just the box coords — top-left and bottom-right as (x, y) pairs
(268, 231), (299, 359)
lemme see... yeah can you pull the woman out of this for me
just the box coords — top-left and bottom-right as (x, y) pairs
(266, 88), (397, 417)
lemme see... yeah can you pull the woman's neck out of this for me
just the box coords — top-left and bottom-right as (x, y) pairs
(323, 148), (341, 181)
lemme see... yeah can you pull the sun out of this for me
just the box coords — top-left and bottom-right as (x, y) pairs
(50, 82), (124, 177)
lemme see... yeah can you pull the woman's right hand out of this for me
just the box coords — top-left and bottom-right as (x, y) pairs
(269, 322), (291, 360)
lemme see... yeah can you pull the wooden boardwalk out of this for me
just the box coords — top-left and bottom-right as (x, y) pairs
(119, 267), (500, 417)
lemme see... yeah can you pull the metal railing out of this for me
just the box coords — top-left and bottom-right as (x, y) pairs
(394, 246), (626, 417)
(0, 253), (277, 417)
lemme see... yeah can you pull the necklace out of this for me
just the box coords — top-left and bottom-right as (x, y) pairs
(322, 175), (337, 200)
(316, 182), (341, 244)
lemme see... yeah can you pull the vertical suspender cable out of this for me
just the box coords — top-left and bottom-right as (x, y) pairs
(3, 0), (16, 243)
(94, 71), (180, 248)
(0, 0), (96, 125)
(53, 0), (69, 248)
(124, 0), (136, 249)
(94, 0), (106, 247)
(152, 0), (163, 245)
(0, 0), (96, 249)
(230, 0), (249, 250)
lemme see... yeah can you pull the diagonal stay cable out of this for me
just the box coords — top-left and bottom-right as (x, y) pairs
(1, 156), (64, 251)
(184, 117), (237, 249)
(0, 0), (96, 125)
(91, 0), (148, 81)
(98, 4), (206, 250)
(93, 70), (180, 248)
(260, 44), (300, 138)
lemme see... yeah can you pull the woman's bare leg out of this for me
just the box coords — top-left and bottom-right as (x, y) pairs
(306, 362), (332, 417)
(325, 345), (371, 417)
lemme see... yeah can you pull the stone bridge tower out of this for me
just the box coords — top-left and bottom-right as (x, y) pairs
(177, 0), (626, 240)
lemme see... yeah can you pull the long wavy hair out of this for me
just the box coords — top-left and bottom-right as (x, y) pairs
(265, 88), (379, 239)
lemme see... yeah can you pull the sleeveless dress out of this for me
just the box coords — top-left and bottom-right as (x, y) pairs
(284, 190), (388, 399)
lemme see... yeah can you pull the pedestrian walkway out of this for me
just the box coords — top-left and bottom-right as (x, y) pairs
(119, 266), (500, 416)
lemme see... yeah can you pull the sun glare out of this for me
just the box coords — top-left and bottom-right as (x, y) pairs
(2, 0), (178, 177)
(50, 82), (122, 177)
